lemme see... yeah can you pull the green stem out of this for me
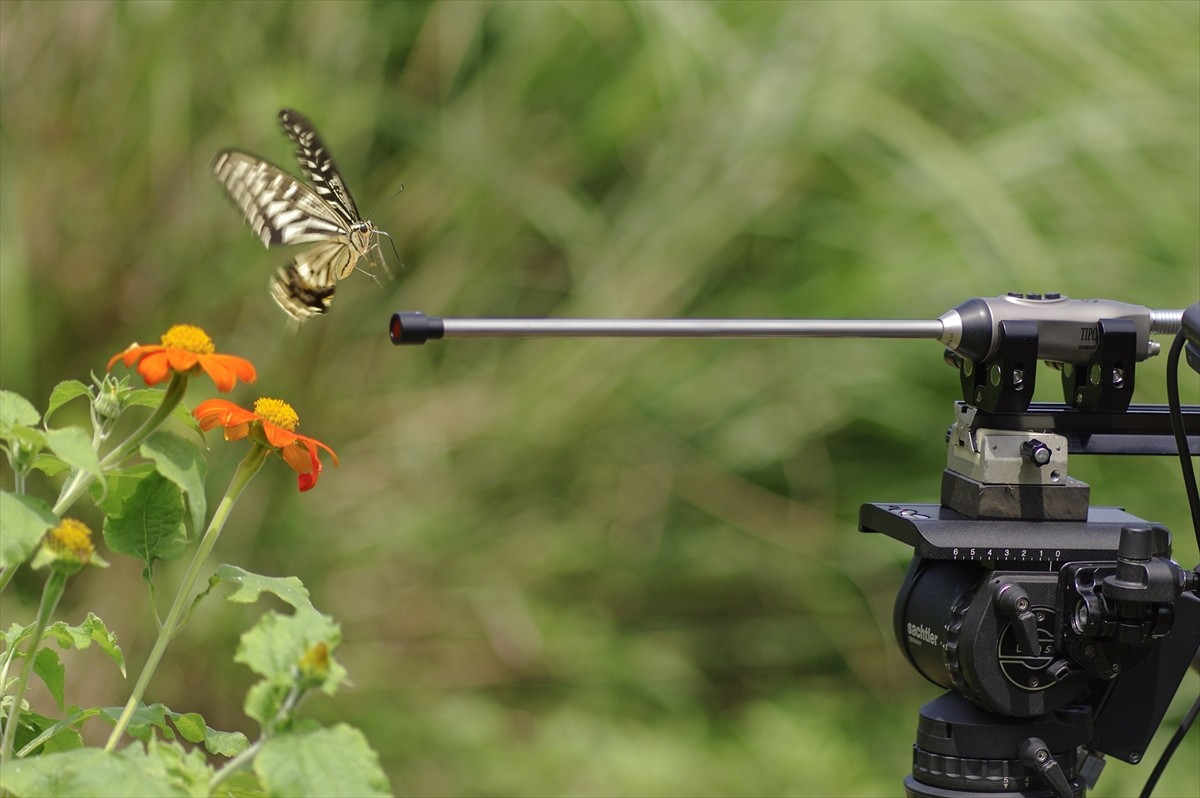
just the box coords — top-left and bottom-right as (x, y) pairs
(207, 682), (306, 794)
(104, 444), (269, 751)
(0, 569), (68, 766)
(51, 374), (188, 517)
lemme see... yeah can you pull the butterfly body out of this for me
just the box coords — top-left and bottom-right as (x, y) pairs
(212, 109), (384, 322)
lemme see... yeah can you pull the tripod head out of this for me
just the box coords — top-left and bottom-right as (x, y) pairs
(389, 294), (1200, 797)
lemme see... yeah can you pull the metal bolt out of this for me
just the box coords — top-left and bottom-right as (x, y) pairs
(1012, 368), (1025, 389)
(1111, 367), (1125, 388)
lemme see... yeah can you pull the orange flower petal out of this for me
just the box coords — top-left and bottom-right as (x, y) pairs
(165, 349), (200, 372)
(224, 423), (250, 441)
(136, 351), (172, 386)
(262, 422), (299, 449)
(208, 353), (257, 385)
(198, 356), (237, 393)
(279, 443), (313, 474)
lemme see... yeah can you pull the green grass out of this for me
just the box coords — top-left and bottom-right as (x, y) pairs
(1, 1), (1197, 795)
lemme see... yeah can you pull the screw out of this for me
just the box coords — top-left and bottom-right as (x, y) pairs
(1012, 368), (1025, 389)
(1111, 367), (1125, 388)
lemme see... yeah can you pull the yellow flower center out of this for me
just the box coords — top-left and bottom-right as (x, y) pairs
(48, 518), (96, 561)
(160, 324), (215, 355)
(254, 397), (299, 431)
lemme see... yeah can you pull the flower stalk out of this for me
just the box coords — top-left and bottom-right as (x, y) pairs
(104, 443), (270, 750)
(0, 570), (68, 766)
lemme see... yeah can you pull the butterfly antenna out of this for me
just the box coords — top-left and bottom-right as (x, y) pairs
(365, 183), (404, 219)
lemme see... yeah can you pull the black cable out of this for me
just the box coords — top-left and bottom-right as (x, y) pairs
(1165, 330), (1200, 552)
(1138, 329), (1200, 798)
(1138, 691), (1200, 798)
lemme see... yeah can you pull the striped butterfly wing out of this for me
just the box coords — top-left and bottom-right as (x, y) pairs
(211, 111), (378, 322)
(278, 108), (362, 226)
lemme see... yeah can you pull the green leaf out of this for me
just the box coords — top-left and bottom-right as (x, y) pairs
(162, 710), (249, 757)
(32, 451), (70, 476)
(45, 612), (126, 677)
(255, 724), (391, 798)
(32, 647), (66, 711)
(141, 431), (207, 536)
(146, 738), (216, 796)
(127, 389), (202, 437)
(45, 425), (104, 491)
(235, 608), (342, 686)
(15, 707), (97, 757)
(201, 727), (249, 758)
(45, 380), (91, 421)
(243, 680), (288, 729)
(0, 389), (41, 430)
(0, 491), (56, 569)
(100, 703), (172, 744)
(0, 745), (190, 798)
(92, 463), (156, 516)
(210, 565), (313, 611)
(168, 712), (206, 744)
(102, 471), (187, 565)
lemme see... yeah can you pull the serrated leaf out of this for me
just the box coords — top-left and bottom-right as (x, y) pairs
(243, 680), (287, 729)
(0, 491), (56, 569)
(92, 463), (157, 516)
(32, 647), (66, 711)
(255, 724), (391, 798)
(45, 425), (103, 491)
(0, 745), (189, 798)
(127, 389), (203, 437)
(235, 608), (341, 685)
(202, 727), (249, 758)
(141, 431), (207, 536)
(100, 703), (173, 744)
(102, 471), (187, 564)
(15, 707), (98, 757)
(45, 613), (126, 677)
(211, 565), (312, 611)
(45, 380), (91, 421)
(32, 452), (70, 476)
(168, 712), (206, 744)
(146, 738), (216, 795)
(161, 710), (249, 757)
(0, 389), (41, 430)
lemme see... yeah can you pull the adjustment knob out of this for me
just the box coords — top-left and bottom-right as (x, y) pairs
(1020, 439), (1053, 467)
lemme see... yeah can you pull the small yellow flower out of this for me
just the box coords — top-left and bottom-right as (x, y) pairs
(298, 641), (331, 683)
(33, 518), (109, 573)
(108, 324), (256, 392)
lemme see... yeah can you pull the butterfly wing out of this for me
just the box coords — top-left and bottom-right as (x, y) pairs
(278, 108), (362, 226)
(211, 150), (349, 247)
(270, 240), (360, 321)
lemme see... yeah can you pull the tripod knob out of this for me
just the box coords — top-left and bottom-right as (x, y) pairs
(1019, 737), (1075, 798)
(1020, 439), (1054, 467)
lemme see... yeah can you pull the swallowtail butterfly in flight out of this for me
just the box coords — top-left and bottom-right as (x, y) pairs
(212, 109), (391, 322)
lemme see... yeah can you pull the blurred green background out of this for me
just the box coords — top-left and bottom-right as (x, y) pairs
(2, 1), (1198, 795)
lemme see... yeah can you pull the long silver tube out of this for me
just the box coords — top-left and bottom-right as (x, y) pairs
(391, 297), (1185, 364)
(440, 317), (945, 339)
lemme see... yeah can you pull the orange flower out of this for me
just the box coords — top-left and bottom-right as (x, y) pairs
(108, 324), (256, 392)
(193, 397), (338, 491)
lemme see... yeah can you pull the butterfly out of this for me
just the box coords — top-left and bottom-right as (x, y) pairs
(211, 108), (391, 322)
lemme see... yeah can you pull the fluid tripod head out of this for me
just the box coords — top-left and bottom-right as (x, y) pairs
(389, 294), (1200, 797)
